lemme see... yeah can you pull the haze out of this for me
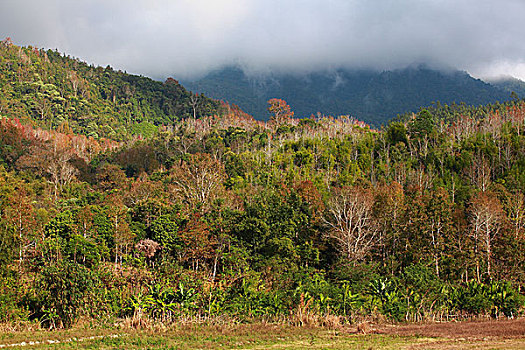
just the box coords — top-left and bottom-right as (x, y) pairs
(1, 0), (525, 81)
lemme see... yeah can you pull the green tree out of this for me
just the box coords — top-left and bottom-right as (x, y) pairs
(147, 214), (182, 254)
(37, 260), (95, 329)
(408, 109), (434, 139)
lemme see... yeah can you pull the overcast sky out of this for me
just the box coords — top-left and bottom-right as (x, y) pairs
(1, 0), (525, 81)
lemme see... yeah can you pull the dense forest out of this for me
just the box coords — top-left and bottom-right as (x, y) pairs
(184, 65), (514, 125)
(0, 38), (222, 141)
(1, 41), (525, 330)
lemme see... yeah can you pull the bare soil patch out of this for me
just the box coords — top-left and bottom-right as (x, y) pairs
(377, 318), (525, 340)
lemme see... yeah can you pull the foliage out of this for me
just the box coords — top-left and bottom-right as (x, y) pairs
(2, 41), (525, 327)
(0, 41), (223, 140)
(37, 261), (95, 328)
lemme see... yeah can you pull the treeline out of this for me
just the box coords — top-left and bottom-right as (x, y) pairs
(1, 88), (525, 328)
(0, 38), (222, 140)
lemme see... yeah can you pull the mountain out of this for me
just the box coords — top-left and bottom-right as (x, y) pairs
(0, 39), (223, 140)
(489, 76), (525, 98)
(184, 65), (513, 125)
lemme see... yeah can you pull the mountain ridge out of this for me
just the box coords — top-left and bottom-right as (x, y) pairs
(184, 65), (519, 125)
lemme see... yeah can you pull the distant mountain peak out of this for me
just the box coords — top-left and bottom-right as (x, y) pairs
(184, 65), (512, 125)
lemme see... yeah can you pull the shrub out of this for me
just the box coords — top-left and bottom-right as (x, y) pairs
(37, 261), (95, 328)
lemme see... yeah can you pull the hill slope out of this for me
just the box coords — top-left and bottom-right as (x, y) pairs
(490, 76), (525, 98)
(0, 39), (222, 140)
(184, 65), (513, 125)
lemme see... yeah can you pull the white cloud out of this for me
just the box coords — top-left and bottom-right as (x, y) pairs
(1, 0), (525, 80)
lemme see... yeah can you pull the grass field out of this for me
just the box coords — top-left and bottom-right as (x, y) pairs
(1, 319), (524, 349)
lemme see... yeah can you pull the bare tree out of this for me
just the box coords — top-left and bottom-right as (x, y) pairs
(68, 70), (81, 97)
(189, 93), (201, 120)
(5, 187), (36, 269)
(469, 192), (504, 280)
(373, 182), (404, 274)
(34, 95), (52, 121)
(46, 135), (79, 200)
(425, 189), (451, 277)
(324, 186), (377, 264)
(170, 153), (226, 212)
(17, 134), (78, 200)
(465, 152), (492, 192)
(106, 194), (134, 266)
(504, 191), (525, 240)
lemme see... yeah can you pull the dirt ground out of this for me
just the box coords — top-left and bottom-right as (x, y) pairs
(364, 318), (525, 349)
(377, 318), (525, 339)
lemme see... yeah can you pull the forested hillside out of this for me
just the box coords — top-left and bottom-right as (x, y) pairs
(0, 38), (222, 141)
(184, 65), (514, 125)
(491, 77), (525, 98)
(1, 89), (525, 328)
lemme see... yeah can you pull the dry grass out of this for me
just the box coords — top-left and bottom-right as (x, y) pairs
(0, 318), (524, 349)
(289, 293), (343, 329)
(0, 320), (41, 333)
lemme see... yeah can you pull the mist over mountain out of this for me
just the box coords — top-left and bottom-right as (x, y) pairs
(4, 1), (525, 82)
(184, 65), (516, 125)
(489, 76), (525, 98)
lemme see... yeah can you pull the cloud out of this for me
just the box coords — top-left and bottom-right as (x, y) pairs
(1, 0), (525, 80)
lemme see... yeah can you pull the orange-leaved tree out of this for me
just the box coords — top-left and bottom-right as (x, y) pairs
(267, 98), (294, 127)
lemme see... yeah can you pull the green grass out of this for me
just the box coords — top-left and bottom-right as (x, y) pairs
(1, 323), (524, 349)
(0, 324), (427, 350)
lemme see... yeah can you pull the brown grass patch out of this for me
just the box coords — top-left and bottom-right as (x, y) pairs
(378, 318), (525, 340)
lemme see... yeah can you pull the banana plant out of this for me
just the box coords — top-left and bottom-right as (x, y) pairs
(487, 281), (521, 318)
(341, 281), (361, 315)
(174, 282), (197, 311)
(369, 278), (404, 320)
